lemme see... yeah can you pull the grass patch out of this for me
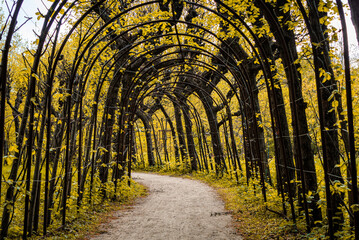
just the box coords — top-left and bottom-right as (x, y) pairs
(190, 172), (304, 240)
(30, 178), (147, 240)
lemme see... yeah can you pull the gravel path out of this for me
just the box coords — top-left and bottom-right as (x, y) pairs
(91, 172), (241, 240)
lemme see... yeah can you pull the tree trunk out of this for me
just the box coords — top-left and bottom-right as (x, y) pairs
(197, 91), (225, 175)
(182, 102), (198, 171)
(136, 110), (155, 166)
(173, 102), (188, 164)
(159, 104), (180, 162)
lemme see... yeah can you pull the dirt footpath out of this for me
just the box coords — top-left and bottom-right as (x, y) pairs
(91, 172), (241, 240)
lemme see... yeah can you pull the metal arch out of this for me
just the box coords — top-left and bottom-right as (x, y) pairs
(121, 48), (267, 184)
(107, 43), (268, 186)
(12, 0), (274, 164)
(56, 0), (272, 199)
(43, 2), (274, 184)
(105, 37), (255, 106)
(131, 59), (243, 116)
(123, 57), (248, 146)
(76, 42), (253, 146)
(1, 0), (331, 235)
(130, 80), (227, 154)
(126, 70), (253, 177)
(47, 0), (275, 104)
(67, 19), (257, 100)
(118, 53), (251, 136)
(132, 88), (212, 171)
(116, 52), (246, 109)
(56, 1), (286, 205)
(127, 76), (239, 174)
(190, 0), (298, 212)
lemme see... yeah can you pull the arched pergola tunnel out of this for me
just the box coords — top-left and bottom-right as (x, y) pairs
(0, 0), (358, 239)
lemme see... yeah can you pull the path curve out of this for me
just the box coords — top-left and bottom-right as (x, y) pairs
(92, 172), (241, 240)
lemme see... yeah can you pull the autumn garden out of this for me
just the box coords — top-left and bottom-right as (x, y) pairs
(0, 0), (359, 239)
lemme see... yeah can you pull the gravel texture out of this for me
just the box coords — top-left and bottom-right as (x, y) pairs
(91, 172), (242, 240)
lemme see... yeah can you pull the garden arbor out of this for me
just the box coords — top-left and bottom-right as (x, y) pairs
(0, 0), (358, 239)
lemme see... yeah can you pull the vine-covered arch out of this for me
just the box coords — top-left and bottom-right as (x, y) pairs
(0, 0), (358, 239)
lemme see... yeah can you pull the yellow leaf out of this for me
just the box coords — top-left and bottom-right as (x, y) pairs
(351, 204), (359, 212)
